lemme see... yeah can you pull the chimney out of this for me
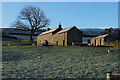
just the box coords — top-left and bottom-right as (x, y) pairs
(46, 28), (50, 31)
(58, 22), (62, 29)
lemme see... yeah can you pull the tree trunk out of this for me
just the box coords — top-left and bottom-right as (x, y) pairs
(30, 30), (33, 41)
(30, 34), (33, 41)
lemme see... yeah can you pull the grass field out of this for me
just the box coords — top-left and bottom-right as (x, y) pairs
(2, 41), (119, 78)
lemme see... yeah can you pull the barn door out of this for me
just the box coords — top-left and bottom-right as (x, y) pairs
(94, 40), (96, 46)
(56, 41), (58, 45)
(40, 40), (41, 45)
(100, 39), (101, 46)
(63, 40), (65, 46)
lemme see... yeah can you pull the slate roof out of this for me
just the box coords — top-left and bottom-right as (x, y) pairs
(39, 26), (81, 35)
(91, 34), (109, 39)
(39, 27), (58, 35)
(56, 26), (75, 34)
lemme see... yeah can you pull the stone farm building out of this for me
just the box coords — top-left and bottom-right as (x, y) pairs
(37, 24), (82, 46)
(88, 34), (115, 46)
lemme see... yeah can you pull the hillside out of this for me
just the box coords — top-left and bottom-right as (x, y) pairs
(1, 28), (105, 42)
(1, 28), (104, 35)
(79, 28), (104, 36)
(1, 28), (44, 39)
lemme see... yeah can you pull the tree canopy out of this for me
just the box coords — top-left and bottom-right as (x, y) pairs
(12, 6), (50, 40)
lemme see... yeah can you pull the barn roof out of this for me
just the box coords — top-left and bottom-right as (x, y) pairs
(39, 26), (81, 35)
(56, 26), (75, 34)
(91, 34), (109, 39)
(39, 27), (58, 35)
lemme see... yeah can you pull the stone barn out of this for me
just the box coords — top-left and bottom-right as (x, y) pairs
(89, 34), (115, 46)
(37, 24), (82, 46)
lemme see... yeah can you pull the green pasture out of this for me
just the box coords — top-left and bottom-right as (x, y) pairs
(2, 41), (119, 78)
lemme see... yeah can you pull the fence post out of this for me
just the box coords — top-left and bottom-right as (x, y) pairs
(107, 71), (112, 80)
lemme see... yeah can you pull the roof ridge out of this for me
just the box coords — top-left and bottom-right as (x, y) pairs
(62, 26), (75, 30)
(45, 27), (58, 32)
(56, 26), (75, 34)
(91, 34), (109, 39)
(39, 27), (59, 35)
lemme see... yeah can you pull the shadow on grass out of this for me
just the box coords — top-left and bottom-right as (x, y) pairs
(2, 51), (21, 62)
(1, 78), (108, 80)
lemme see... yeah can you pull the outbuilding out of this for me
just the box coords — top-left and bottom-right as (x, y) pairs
(88, 34), (115, 46)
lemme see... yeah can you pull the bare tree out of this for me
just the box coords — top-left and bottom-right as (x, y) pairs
(12, 6), (50, 40)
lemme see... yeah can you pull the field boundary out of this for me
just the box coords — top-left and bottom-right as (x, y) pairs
(2, 34), (37, 41)
(104, 42), (120, 48)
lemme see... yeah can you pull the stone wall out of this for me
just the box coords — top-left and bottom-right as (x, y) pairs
(67, 27), (82, 45)
(104, 42), (120, 47)
(54, 32), (67, 46)
(90, 37), (104, 46)
(37, 33), (54, 46)
(89, 35), (119, 47)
